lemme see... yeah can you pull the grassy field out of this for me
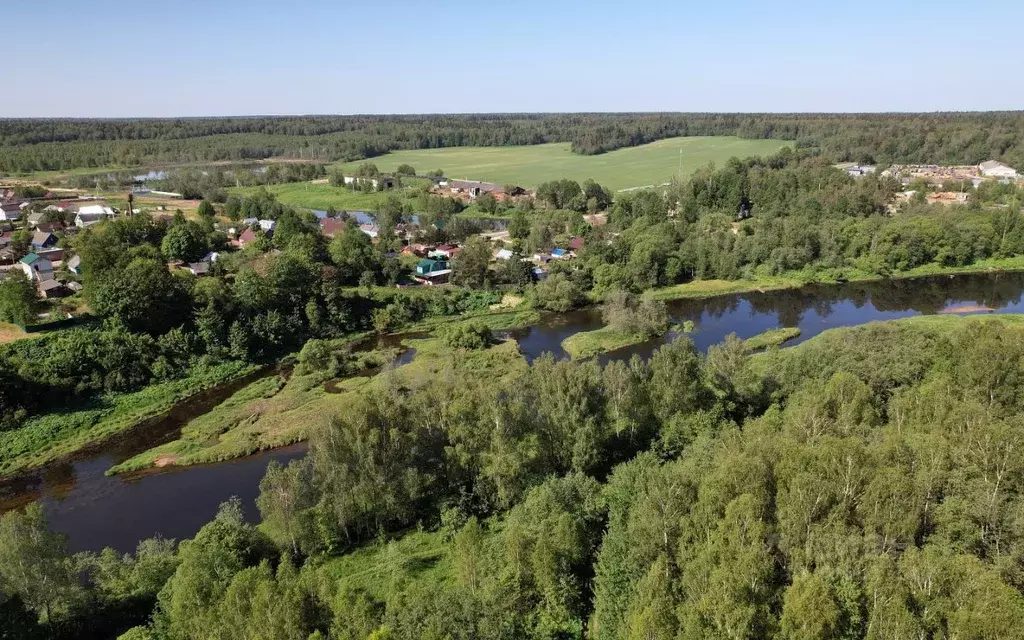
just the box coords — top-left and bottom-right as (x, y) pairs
(335, 137), (791, 191)
(109, 334), (528, 474)
(649, 255), (1024, 302)
(561, 326), (647, 360)
(227, 182), (395, 212)
(0, 361), (258, 479)
(742, 327), (802, 352)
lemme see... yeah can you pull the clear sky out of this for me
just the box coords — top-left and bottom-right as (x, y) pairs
(6, 0), (1023, 117)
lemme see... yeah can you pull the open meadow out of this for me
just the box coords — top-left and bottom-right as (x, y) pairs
(335, 136), (791, 191)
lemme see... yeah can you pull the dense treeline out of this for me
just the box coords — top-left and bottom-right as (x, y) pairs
(2, 112), (1023, 173)
(6, 317), (1024, 637)
(550, 149), (1024, 294)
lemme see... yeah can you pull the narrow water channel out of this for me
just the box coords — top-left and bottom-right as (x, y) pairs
(5, 271), (1024, 553)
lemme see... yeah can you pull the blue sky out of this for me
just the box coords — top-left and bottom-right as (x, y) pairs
(6, 0), (1023, 117)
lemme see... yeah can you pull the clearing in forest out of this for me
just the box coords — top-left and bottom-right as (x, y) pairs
(334, 136), (791, 191)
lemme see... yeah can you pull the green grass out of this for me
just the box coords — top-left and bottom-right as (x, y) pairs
(335, 137), (792, 192)
(227, 182), (395, 211)
(0, 361), (258, 479)
(109, 335), (528, 473)
(315, 530), (452, 600)
(561, 326), (647, 360)
(649, 256), (1024, 302)
(742, 327), (802, 352)
(648, 276), (807, 301)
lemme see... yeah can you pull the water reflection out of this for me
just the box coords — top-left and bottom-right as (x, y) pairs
(512, 272), (1024, 365)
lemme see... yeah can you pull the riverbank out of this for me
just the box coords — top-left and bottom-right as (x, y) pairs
(743, 327), (801, 351)
(561, 326), (647, 360)
(648, 256), (1024, 301)
(0, 361), (260, 480)
(109, 334), (527, 474)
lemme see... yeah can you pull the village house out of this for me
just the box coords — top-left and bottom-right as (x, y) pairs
(568, 236), (585, 252)
(18, 253), (54, 281)
(66, 255), (82, 275)
(402, 243), (430, 257)
(31, 231), (57, 250)
(26, 211), (46, 227)
(430, 244), (460, 259)
(494, 248), (513, 260)
(319, 217), (346, 238)
(0, 203), (22, 222)
(233, 227), (259, 248)
(187, 262), (210, 276)
(414, 258), (451, 284)
(359, 223), (379, 239)
(37, 279), (67, 299)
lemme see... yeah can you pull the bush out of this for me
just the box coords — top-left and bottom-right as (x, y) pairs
(437, 321), (494, 350)
(601, 289), (669, 338)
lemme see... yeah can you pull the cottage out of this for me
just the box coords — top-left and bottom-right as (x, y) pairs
(402, 243), (429, 257)
(414, 258), (452, 283)
(979, 160), (1018, 179)
(66, 254), (82, 275)
(37, 278), (66, 299)
(19, 253), (54, 281)
(37, 248), (65, 263)
(359, 223), (379, 239)
(416, 258), (448, 276)
(234, 228), (259, 248)
(27, 211), (46, 227)
(187, 262), (210, 276)
(568, 236), (585, 251)
(258, 219), (276, 233)
(0, 203), (22, 222)
(494, 248), (513, 260)
(36, 221), (65, 234)
(431, 244), (458, 259)
(320, 217), (346, 238)
(31, 231), (57, 249)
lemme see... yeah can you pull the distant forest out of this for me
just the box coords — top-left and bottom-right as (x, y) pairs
(1, 112), (1023, 174)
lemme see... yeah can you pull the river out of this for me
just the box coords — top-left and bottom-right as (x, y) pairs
(4, 271), (1024, 553)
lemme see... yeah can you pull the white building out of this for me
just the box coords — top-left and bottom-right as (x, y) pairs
(979, 160), (1018, 179)
(74, 204), (116, 228)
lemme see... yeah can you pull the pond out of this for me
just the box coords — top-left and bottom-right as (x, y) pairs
(4, 271), (1024, 553)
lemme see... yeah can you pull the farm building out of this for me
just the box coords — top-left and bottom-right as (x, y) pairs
(979, 160), (1018, 179)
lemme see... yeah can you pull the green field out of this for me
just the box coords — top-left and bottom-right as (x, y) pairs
(227, 182), (393, 211)
(335, 136), (791, 191)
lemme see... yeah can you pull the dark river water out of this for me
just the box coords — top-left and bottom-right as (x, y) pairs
(5, 271), (1024, 553)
